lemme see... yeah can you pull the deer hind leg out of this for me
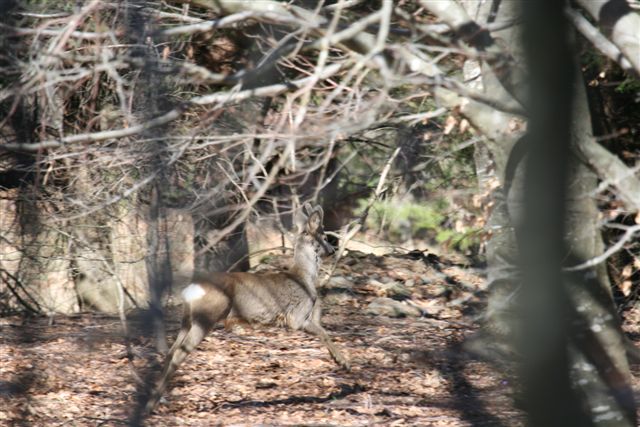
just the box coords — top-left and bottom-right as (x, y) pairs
(144, 318), (209, 414)
(145, 287), (231, 413)
(304, 321), (350, 371)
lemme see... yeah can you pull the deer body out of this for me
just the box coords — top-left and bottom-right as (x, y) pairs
(144, 204), (349, 414)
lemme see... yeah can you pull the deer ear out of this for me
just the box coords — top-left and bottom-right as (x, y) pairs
(303, 202), (314, 218)
(314, 205), (324, 221)
(307, 211), (321, 233)
(295, 203), (312, 233)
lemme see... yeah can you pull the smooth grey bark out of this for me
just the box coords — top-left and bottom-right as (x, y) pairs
(575, 0), (640, 74)
(419, 0), (528, 104)
(447, 0), (525, 348)
(438, 0), (636, 425)
(562, 74), (636, 426)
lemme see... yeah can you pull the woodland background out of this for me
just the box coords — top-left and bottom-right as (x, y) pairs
(0, 0), (639, 426)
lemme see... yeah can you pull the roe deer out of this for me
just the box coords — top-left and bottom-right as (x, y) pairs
(144, 203), (350, 414)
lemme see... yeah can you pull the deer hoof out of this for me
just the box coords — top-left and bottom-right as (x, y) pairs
(336, 357), (351, 371)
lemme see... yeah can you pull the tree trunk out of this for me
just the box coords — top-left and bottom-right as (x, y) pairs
(193, 207), (250, 273)
(448, 1), (636, 424)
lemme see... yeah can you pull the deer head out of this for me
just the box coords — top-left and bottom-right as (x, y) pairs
(298, 203), (334, 257)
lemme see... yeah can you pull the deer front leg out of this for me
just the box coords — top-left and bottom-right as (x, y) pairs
(304, 321), (351, 371)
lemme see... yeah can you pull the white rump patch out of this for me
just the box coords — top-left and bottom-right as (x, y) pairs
(182, 283), (206, 302)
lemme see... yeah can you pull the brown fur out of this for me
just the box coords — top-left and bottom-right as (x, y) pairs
(144, 204), (349, 414)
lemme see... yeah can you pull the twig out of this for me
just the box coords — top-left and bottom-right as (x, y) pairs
(1, 108), (183, 152)
(564, 224), (640, 271)
(163, 10), (314, 36)
(0, 268), (42, 314)
(577, 135), (640, 212)
(0, 24), (116, 40)
(1, 64), (343, 152)
(194, 143), (293, 258)
(324, 146), (401, 281)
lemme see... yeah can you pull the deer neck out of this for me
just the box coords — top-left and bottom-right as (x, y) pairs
(290, 241), (320, 290)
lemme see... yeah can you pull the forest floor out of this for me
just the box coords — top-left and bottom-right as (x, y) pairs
(1, 249), (639, 426)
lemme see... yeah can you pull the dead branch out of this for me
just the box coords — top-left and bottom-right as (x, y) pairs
(566, 8), (636, 76)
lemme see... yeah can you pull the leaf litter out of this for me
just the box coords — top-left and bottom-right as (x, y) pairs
(1, 250), (639, 426)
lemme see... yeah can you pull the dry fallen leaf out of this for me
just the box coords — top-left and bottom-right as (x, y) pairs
(4, 251), (632, 427)
(443, 115), (457, 135)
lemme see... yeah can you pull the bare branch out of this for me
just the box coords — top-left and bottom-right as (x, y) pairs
(162, 10), (315, 36)
(1, 64), (343, 152)
(324, 145), (402, 281)
(173, 0), (326, 27)
(575, 0), (640, 74)
(0, 24), (117, 40)
(418, 0), (527, 105)
(577, 136), (640, 212)
(565, 224), (640, 271)
(1, 109), (183, 152)
(566, 8), (636, 76)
